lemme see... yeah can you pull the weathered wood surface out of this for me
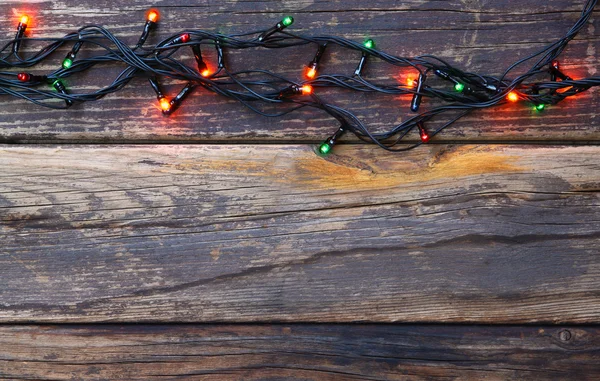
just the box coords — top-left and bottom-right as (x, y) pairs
(0, 0), (598, 143)
(1, 144), (599, 323)
(1, 324), (599, 380)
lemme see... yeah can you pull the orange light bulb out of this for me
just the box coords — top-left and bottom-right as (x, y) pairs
(301, 85), (313, 95)
(507, 91), (519, 102)
(407, 77), (415, 87)
(20, 15), (29, 25)
(201, 68), (211, 77)
(159, 98), (171, 111)
(306, 67), (317, 79)
(147, 10), (159, 22)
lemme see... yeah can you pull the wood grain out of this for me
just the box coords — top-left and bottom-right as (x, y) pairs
(0, 0), (597, 143)
(1, 144), (599, 323)
(1, 324), (599, 380)
(1, 0), (598, 376)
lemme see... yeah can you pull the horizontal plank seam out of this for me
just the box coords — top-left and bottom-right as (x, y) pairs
(2, 141), (600, 146)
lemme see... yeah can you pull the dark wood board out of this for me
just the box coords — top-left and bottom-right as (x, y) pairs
(1, 0), (599, 377)
(0, 0), (597, 143)
(1, 324), (599, 380)
(1, 144), (599, 323)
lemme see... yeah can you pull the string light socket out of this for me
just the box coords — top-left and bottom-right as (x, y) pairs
(434, 69), (463, 91)
(410, 73), (426, 112)
(17, 72), (47, 83)
(148, 77), (197, 115)
(531, 85), (545, 111)
(216, 40), (225, 69)
(454, 82), (481, 99)
(62, 41), (83, 69)
(306, 43), (327, 79)
(13, 14), (29, 54)
(164, 33), (190, 47)
(433, 69), (458, 83)
(191, 44), (210, 76)
(258, 16), (294, 41)
(550, 60), (572, 81)
(137, 9), (160, 47)
(148, 77), (172, 113)
(148, 77), (163, 97)
(52, 80), (73, 107)
(483, 83), (500, 92)
(162, 82), (195, 116)
(318, 125), (346, 155)
(278, 84), (312, 99)
(417, 122), (430, 143)
(354, 39), (375, 76)
(434, 69), (486, 99)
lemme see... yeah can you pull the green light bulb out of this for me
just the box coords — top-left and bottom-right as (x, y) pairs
(364, 39), (374, 49)
(319, 142), (332, 155)
(454, 83), (465, 92)
(282, 16), (294, 27)
(62, 58), (73, 69)
(535, 104), (545, 111)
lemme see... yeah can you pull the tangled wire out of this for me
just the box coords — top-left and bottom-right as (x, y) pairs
(1, 1), (598, 153)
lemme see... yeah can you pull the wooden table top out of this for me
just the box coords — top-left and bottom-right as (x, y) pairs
(1, 0), (599, 379)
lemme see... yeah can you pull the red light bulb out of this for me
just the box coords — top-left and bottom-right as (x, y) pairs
(417, 122), (429, 143)
(507, 91), (519, 102)
(165, 33), (191, 47)
(306, 67), (317, 79)
(17, 72), (31, 82)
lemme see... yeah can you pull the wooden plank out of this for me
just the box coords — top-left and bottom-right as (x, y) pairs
(1, 324), (599, 380)
(1, 144), (599, 323)
(0, 0), (597, 143)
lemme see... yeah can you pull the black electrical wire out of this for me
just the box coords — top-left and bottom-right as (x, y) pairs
(0, 0), (597, 153)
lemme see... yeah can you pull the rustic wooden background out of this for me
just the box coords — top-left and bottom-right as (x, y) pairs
(1, 0), (599, 379)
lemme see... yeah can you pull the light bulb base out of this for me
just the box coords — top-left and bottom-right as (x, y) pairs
(410, 73), (426, 112)
(417, 122), (430, 143)
(318, 125), (347, 155)
(52, 80), (74, 107)
(259, 16), (294, 41)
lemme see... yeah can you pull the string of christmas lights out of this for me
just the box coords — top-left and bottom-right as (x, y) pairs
(1, 1), (598, 154)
